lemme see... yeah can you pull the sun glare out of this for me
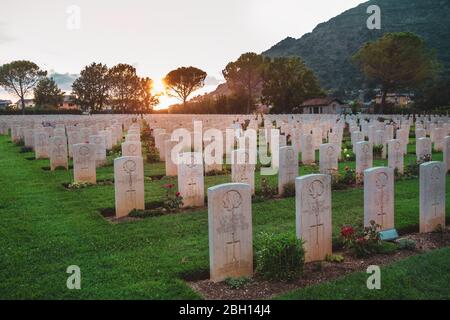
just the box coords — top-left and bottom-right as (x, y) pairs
(152, 78), (166, 96)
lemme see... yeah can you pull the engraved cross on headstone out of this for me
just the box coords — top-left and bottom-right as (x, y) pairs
(308, 180), (324, 246)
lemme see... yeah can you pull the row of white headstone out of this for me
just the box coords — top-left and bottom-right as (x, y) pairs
(207, 161), (447, 282)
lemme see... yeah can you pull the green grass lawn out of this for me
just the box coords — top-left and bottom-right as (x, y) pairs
(0, 134), (449, 299)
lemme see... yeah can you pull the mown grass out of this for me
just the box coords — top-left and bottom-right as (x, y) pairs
(0, 134), (448, 299)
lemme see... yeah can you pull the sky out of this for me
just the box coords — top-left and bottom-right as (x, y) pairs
(0, 0), (364, 108)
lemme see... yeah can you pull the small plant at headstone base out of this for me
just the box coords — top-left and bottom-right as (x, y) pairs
(432, 224), (447, 241)
(108, 144), (122, 157)
(20, 146), (33, 153)
(341, 147), (355, 161)
(396, 238), (416, 251)
(340, 221), (383, 257)
(418, 154), (432, 164)
(403, 159), (420, 179)
(67, 182), (93, 189)
(15, 139), (24, 146)
(375, 241), (399, 255)
(224, 277), (252, 290)
(255, 232), (305, 281)
(281, 181), (295, 198)
(146, 143), (160, 163)
(141, 123), (153, 142)
(373, 144), (383, 159)
(325, 254), (344, 263)
(162, 183), (183, 211)
(259, 177), (277, 199)
(128, 209), (165, 218)
(394, 167), (402, 180)
(331, 167), (356, 190)
(205, 168), (230, 176)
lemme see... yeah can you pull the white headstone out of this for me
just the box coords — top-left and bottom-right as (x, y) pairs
(364, 167), (394, 230)
(355, 141), (373, 179)
(278, 146), (298, 195)
(416, 137), (432, 162)
(89, 135), (107, 167)
(114, 156), (145, 218)
(208, 183), (253, 282)
(231, 149), (255, 194)
(319, 143), (338, 175)
(178, 152), (205, 208)
(420, 162), (446, 233)
(73, 143), (97, 184)
(388, 139), (404, 175)
(301, 133), (315, 164)
(49, 136), (68, 171)
(295, 174), (332, 262)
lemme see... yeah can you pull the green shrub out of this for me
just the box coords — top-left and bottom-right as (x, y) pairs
(281, 181), (295, 198)
(341, 146), (355, 161)
(128, 209), (166, 218)
(375, 241), (398, 254)
(325, 254), (344, 263)
(146, 144), (160, 163)
(259, 178), (277, 199)
(224, 277), (252, 290)
(397, 239), (416, 251)
(331, 167), (356, 190)
(373, 144), (383, 159)
(108, 144), (122, 156)
(20, 146), (33, 153)
(255, 232), (305, 281)
(341, 221), (383, 257)
(404, 160), (420, 179)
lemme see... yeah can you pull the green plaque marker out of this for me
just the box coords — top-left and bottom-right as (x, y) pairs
(379, 228), (399, 241)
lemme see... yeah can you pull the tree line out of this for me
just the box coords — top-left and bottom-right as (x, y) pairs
(0, 32), (444, 115)
(169, 53), (324, 114)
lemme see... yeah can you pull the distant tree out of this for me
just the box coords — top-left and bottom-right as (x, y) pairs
(353, 32), (437, 113)
(223, 52), (267, 114)
(108, 63), (142, 113)
(163, 67), (207, 107)
(261, 57), (323, 113)
(0, 60), (47, 114)
(414, 76), (450, 112)
(168, 92), (249, 114)
(137, 77), (159, 113)
(72, 63), (110, 112)
(34, 77), (64, 109)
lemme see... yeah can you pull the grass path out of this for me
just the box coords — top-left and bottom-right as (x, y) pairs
(0, 135), (448, 299)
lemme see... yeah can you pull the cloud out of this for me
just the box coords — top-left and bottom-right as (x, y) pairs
(48, 71), (79, 92)
(204, 75), (224, 86)
(0, 22), (14, 44)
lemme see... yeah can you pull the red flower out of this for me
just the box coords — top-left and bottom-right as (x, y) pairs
(356, 237), (366, 243)
(340, 226), (354, 238)
(164, 183), (175, 189)
(176, 192), (181, 197)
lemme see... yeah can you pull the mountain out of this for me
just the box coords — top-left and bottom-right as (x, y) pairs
(263, 0), (450, 92)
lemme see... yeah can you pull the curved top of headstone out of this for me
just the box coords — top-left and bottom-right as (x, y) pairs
(364, 166), (393, 175)
(208, 183), (251, 193)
